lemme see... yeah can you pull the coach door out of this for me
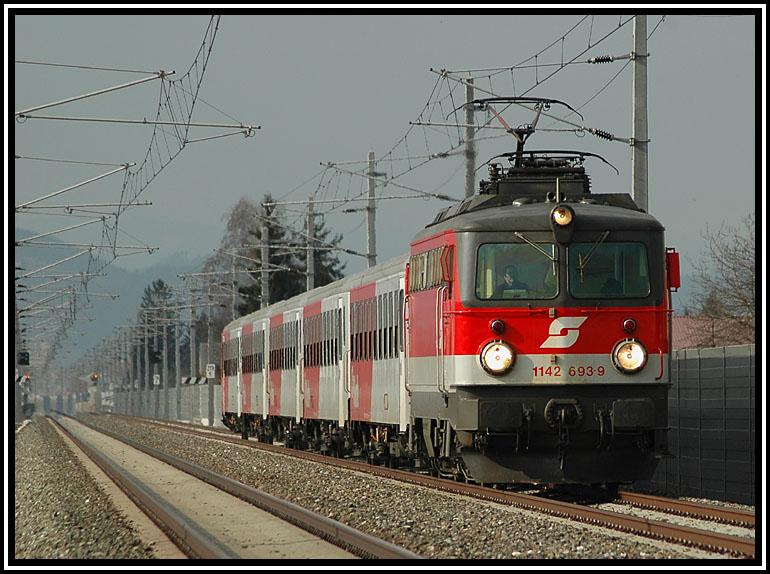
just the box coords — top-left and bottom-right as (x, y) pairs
(253, 320), (268, 417)
(286, 309), (303, 423)
(398, 277), (408, 433)
(337, 293), (350, 426)
(235, 328), (242, 418)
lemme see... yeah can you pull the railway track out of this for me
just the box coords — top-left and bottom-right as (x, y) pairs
(51, 414), (419, 560)
(614, 491), (755, 528)
(104, 414), (755, 559)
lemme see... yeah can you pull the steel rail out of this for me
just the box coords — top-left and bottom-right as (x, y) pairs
(71, 414), (419, 560)
(616, 490), (755, 528)
(47, 415), (237, 559)
(116, 415), (755, 559)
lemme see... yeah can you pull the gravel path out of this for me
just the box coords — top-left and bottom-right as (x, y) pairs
(82, 414), (731, 560)
(14, 417), (156, 559)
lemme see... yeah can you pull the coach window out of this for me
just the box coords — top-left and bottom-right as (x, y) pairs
(331, 310), (336, 363)
(242, 334), (248, 374)
(368, 299), (374, 361)
(294, 321), (298, 368)
(398, 289), (404, 352)
(388, 292), (394, 359)
(323, 311), (328, 366)
(281, 324), (286, 370)
(244, 334), (250, 374)
(375, 295), (381, 361)
(315, 316), (320, 366)
(362, 301), (368, 361)
(293, 321), (299, 368)
(314, 316), (319, 367)
(369, 298), (375, 361)
(476, 243), (558, 300)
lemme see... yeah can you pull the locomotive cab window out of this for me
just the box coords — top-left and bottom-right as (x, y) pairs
(568, 242), (650, 299)
(476, 243), (557, 300)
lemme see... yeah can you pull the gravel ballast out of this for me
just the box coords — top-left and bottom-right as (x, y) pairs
(81, 414), (734, 560)
(14, 417), (156, 559)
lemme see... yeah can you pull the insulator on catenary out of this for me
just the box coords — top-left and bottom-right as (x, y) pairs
(589, 128), (615, 141)
(589, 55), (615, 64)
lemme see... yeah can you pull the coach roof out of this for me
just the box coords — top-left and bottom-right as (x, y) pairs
(224, 254), (406, 333)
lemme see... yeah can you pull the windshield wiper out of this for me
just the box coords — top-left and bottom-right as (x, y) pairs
(514, 231), (557, 275)
(576, 230), (610, 281)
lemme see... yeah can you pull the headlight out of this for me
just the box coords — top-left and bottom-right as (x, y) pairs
(551, 205), (574, 226)
(480, 340), (515, 375)
(612, 339), (647, 374)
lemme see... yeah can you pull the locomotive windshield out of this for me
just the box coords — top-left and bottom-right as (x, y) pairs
(568, 242), (650, 298)
(476, 243), (558, 300)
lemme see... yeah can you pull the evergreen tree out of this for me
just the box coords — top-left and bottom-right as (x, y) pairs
(134, 278), (178, 385)
(306, 214), (347, 288)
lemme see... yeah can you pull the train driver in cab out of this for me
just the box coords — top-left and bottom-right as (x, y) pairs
(494, 265), (529, 298)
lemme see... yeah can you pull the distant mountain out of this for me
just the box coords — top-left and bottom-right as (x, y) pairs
(14, 228), (206, 363)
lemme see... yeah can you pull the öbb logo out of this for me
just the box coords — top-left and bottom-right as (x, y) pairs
(540, 317), (588, 349)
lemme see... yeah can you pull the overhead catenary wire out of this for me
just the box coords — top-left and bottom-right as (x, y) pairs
(15, 59), (164, 75)
(371, 14), (639, 188)
(14, 155), (131, 167)
(14, 16), (250, 365)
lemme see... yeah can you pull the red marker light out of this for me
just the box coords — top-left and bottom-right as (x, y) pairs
(623, 319), (637, 334)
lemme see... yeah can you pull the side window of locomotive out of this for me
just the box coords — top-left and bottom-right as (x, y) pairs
(475, 243), (558, 300)
(568, 242), (650, 299)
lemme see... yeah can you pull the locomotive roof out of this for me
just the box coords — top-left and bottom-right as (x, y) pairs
(225, 254), (406, 332)
(414, 195), (664, 242)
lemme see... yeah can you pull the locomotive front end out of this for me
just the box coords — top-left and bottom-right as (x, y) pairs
(407, 157), (674, 486)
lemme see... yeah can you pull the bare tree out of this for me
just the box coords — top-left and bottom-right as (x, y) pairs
(691, 211), (755, 346)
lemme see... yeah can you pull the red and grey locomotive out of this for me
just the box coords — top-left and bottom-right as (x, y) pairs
(221, 101), (679, 486)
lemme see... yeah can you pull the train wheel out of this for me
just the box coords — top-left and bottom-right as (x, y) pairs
(241, 415), (249, 440)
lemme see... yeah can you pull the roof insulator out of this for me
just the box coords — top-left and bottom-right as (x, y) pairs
(589, 128), (615, 141)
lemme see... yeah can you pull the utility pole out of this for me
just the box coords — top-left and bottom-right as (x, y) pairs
(207, 281), (212, 368)
(189, 290), (197, 377)
(162, 320), (169, 419)
(126, 328), (133, 414)
(154, 315), (160, 418)
(129, 332), (142, 416)
(175, 307), (181, 419)
(231, 253), (236, 320)
(465, 77), (476, 198)
(632, 14), (649, 213)
(261, 215), (270, 308)
(367, 150), (376, 268)
(144, 314), (150, 391)
(144, 313), (150, 417)
(306, 192), (315, 291)
(206, 281), (214, 427)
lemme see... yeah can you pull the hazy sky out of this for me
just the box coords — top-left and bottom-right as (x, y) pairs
(11, 10), (760, 326)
